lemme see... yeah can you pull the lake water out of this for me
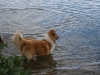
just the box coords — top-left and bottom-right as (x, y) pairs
(0, 0), (100, 75)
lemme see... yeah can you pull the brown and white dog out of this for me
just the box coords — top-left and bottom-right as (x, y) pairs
(12, 30), (59, 60)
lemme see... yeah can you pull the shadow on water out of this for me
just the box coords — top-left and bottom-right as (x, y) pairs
(22, 54), (100, 75)
(22, 54), (57, 75)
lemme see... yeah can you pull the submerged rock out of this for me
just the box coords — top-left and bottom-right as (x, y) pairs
(0, 36), (4, 44)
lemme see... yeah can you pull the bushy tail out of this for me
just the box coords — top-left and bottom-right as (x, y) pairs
(13, 31), (23, 41)
(12, 31), (24, 49)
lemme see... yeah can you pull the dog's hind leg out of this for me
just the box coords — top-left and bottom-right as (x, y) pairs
(26, 51), (35, 61)
(27, 54), (33, 61)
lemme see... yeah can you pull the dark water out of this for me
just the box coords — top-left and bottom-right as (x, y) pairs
(0, 0), (100, 75)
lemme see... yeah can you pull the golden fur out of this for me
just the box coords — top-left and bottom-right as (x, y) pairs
(12, 30), (59, 60)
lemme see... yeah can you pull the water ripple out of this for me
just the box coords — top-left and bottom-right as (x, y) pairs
(0, 0), (100, 75)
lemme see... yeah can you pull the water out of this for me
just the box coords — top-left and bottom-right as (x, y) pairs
(0, 0), (100, 75)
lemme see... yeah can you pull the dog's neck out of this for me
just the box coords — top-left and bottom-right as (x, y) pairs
(43, 34), (55, 53)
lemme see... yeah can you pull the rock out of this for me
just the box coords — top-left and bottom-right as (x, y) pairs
(0, 36), (4, 44)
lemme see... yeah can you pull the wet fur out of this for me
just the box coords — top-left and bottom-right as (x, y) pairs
(12, 30), (59, 60)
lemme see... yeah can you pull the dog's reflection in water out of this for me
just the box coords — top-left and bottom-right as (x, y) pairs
(22, 54), (57, 71)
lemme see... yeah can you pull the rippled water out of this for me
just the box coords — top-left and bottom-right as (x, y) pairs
(0, 0), (100, 75)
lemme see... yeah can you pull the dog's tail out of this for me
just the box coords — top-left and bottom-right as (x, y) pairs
(12, 31), (24, 49)
(13, 31), (24, 41)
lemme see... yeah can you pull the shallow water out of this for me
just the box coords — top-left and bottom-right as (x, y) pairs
(0, 0), (100, 75)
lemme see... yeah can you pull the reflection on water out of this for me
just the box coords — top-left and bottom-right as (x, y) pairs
(0, 0), (100, 75)
(22, 54), (57, 74)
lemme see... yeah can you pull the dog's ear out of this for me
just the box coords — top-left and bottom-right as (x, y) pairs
(49, 30), (55, 36)
(51, 32), (55, 36)
(50, 30), (59, 40)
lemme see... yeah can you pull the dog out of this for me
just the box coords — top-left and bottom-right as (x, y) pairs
(12, 30), (59, 60)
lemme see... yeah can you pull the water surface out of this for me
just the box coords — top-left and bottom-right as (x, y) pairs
(0, 0), (100, 75)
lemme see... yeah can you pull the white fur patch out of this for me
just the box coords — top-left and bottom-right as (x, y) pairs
(44, 34), (55, 53)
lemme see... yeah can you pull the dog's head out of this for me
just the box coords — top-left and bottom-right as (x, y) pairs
(48, 30), (59, 43)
